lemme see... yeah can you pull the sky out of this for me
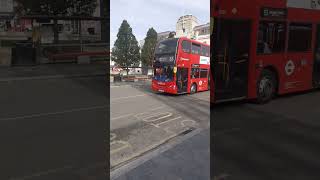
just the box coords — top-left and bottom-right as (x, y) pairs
(110, 0), (210, 49)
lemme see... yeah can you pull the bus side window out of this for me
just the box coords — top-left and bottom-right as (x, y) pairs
(200, 69), (208, 78)
(288, 23), (312, 52)
(182, 40), (191, 53)
(257, 21), (286, 54)
(191, 68), (200, 79)
(192, 43), (201, 55)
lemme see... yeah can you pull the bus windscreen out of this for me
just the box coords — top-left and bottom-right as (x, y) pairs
(155, 39), (178, 55)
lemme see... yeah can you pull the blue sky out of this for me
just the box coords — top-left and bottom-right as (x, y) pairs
(110, 0), (210, 48)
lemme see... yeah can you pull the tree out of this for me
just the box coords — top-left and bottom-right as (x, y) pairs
(141, 28), (157, 74)
(112, 20), (140, 75)
(15, 0), (97, 43)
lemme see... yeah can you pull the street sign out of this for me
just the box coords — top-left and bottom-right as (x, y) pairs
(261, 7), (287, 19)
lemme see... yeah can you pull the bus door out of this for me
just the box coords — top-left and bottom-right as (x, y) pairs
(177, 67), (188, 93)
(314, 24), (320, 87)
(213, 19), (251, 101)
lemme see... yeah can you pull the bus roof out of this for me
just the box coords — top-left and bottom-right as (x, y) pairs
(212, 0), (320, 22)
(158, 37), (209, 47)
(178, 37), (210, 47)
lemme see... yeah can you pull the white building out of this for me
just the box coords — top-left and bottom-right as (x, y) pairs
(193, 23), (210, 45)
(176, 15), (199, 39)
(157, 31), (172, 42)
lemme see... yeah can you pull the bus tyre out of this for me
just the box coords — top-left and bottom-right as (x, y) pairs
(256, 70), (276, 104)
(190, 83), (197, 94)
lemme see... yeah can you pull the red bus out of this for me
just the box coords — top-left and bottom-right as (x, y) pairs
(211, 0), (320, 103)
(152, 37), (210, 94)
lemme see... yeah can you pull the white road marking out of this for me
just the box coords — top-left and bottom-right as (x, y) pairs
(154, 116), (182, 127)
(0, 105), (107, 121)
(143, 112), (173, 122)
(139, 111), (168, 120)
(110, 140), (131, 154)
(110, 85), (131, 88)
(181, 120), (197, 127)
(110, 133), (117, 141)
(111, 113), (134, 121)
(111, 94), (146, 102)
(111, 105), (165, 121)
(134, 106), (166, 117)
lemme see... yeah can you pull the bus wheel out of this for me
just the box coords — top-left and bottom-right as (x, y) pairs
(190, 83), (197, 94)
(256, 70), (276, 104)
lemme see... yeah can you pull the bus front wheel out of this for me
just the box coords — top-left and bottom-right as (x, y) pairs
(190, 83), (197, 94)
(256, 70), (276, 104)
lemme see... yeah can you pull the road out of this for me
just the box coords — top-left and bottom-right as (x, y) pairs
(213, 90), (320, 180)
(0, 76), (107, 180)
(112, 81), (320, 180)
(110, 81), (210, 179)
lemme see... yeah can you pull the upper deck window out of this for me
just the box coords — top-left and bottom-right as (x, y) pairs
(192, 43), (201, 55)
(201, 45), (210, 57)
(182, 40), (191, 53)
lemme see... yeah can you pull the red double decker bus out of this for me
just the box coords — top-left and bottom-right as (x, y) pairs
(211, 0), (320, 103)
(152, 37), (210, 94)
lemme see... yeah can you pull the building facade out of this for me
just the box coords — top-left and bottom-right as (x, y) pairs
(175, 15), (199, 39)
(193, 23), (210, 45)
(157, 31), (172, 42)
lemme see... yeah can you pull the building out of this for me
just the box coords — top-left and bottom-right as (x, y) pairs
(175, 15), (199, 38)
(0, 0), (106, 66)
(157, 31), (173, 42)
(193, 23), (210, 45)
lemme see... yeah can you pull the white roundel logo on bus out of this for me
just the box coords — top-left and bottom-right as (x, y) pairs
(199, 81), (203, 86)
(285, 60), (295, 76)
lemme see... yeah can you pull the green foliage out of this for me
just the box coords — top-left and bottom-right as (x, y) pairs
(141, 28), (158, 68)
(111, 20), (140, 72)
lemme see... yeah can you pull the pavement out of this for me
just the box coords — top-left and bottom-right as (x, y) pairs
(115, 128), (210, 180)
(110, 81), (210, 179)
(0, 64), (108, 179)
(213, 90), (320, 180)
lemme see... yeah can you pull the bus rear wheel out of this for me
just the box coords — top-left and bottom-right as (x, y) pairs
(256, 70), (276, 104)
(190, 83), (197, 94)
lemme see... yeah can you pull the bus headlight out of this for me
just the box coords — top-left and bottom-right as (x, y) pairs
(169, 85), (176, 89)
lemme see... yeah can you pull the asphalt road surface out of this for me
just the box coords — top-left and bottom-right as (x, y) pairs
(213, 90), (320, 180)
(0, 76), (107, 180)
(110, 81), (210, 179)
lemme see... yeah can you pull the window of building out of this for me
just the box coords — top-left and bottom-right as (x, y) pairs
(257, 21), (286, 54)
(201, 45), (210, 57)
(288, 23), (312, 52)
(182, 40), (191, 53)
(72, 20), (79, 34)
(192, 43), (201, 55)
(191, 68), (200, 79)
(200, 69), (208, 78)
(88, 28), (95, 35)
